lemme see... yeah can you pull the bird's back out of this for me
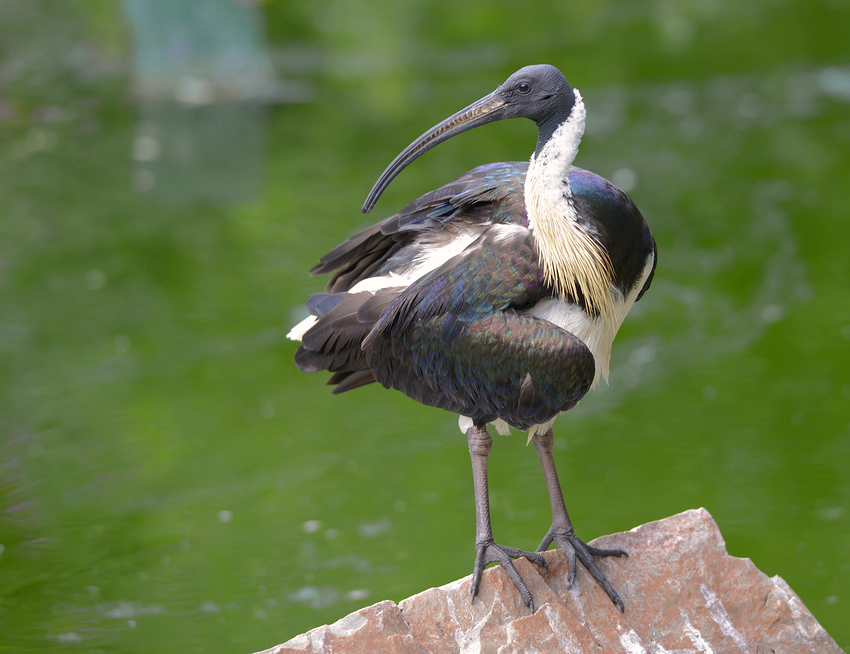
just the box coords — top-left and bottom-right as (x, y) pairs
(311, 162), (530, 294)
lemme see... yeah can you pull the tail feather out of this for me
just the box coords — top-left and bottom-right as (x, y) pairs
(293, 289), (402, 389)
(328, 370), (377, 394)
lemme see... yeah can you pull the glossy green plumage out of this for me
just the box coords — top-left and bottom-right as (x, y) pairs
(367, 309), (594, 429)
(360, 226), (594, 428)
(294, 161), (655, 429)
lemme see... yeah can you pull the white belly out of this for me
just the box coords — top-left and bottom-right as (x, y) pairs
(530, 251), (655, 389)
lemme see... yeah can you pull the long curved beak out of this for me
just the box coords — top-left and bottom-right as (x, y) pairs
(362, 91), (507, 213)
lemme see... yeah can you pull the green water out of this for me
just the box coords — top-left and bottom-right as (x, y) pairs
(2, 1), (849, 651)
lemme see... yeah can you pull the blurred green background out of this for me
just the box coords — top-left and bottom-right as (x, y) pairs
(1, 0), (849, 651)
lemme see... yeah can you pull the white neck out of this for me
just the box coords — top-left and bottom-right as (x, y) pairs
(523, 89), (615, 321)
(535, 88), (587, 183)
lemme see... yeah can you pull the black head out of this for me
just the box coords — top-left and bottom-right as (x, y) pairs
(362, 64), (577, 213)
(492, 65), (576, 152)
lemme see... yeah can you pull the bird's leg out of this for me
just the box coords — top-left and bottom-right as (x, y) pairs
(467, 424), (548, 611)
(532, 428), (627, 612)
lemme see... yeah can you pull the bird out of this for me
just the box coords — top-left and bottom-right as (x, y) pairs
(287, 64), (657, 612)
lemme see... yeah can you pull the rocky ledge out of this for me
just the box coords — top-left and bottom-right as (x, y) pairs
(258, 508), (842, 653)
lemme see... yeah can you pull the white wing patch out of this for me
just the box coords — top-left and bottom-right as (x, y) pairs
(349, 227), (485, 294)
(289, 226), (489, 342)
(287, 315), (318, 341)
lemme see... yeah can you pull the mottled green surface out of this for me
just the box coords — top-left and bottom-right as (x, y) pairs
(1, 1), (849, 651)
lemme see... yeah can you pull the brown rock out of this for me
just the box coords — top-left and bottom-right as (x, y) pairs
(258, 509), (843, 654)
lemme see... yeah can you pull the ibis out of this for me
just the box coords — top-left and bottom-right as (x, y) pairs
(288, 64), (656, 612)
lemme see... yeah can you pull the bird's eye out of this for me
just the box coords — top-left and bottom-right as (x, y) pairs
(516, 82), (530, 94)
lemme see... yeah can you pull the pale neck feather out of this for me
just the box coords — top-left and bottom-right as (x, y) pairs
(524, 90), (616, 322)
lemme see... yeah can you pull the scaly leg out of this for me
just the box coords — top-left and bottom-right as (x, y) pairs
(533, 428), (627, 612)
(468, 424), (548, 611)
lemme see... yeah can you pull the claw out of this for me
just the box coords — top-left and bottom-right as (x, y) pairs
(584, 543), (628, 559)
(471, 540), (546, 611)
(544, 531), (627, 611)
(532, 430), (628, 611)
(564, 545), (577, 587)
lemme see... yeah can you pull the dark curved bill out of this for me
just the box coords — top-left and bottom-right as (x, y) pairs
(362, 92), (507, 213)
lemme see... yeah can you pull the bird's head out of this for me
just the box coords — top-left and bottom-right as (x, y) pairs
(495, 65), (576, 151)
(362, 64), (577, 213)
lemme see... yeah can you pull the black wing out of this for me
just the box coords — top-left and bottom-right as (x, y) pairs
(312, 162), (529, 293)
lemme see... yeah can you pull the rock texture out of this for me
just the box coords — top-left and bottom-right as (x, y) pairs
(259, 509), (842, 654)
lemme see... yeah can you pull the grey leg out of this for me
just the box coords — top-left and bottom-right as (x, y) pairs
(533, 428), (627, 612)
(468, 424), (548, 611)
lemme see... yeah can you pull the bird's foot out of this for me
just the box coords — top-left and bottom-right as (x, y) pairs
(471, 540), (549, 611)
(538, 527), (627, 612)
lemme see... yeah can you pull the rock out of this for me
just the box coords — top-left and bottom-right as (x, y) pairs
(258, 509), (842, 654)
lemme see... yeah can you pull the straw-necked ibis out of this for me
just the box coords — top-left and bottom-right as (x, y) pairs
(288, 64), (657, 612)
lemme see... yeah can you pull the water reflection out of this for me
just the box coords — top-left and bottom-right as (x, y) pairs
(132, 101), (268, 202)
(123, 0), (278, 203)
(123, 0), (311, 204)
(123, 0), (275, 102)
